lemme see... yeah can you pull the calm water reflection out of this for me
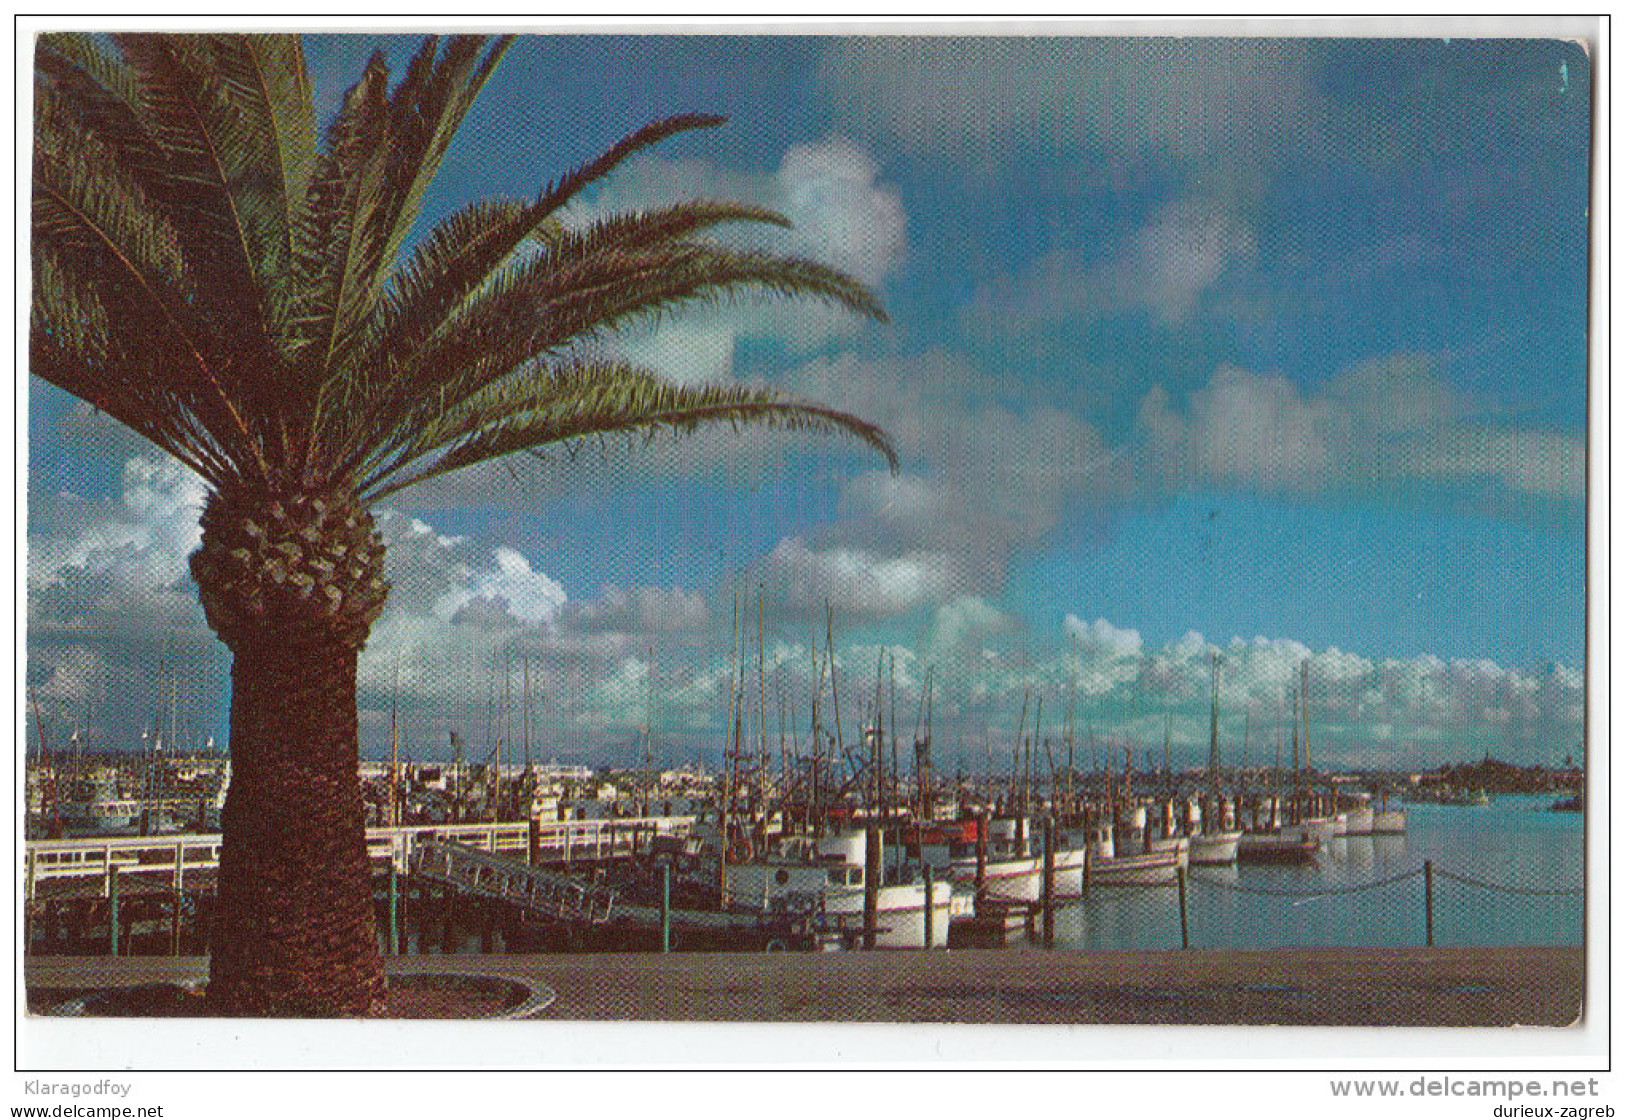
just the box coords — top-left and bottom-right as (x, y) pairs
(1054, 794), (1583, 952)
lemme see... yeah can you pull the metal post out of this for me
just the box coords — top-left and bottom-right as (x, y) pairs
(528, 817), (541, 865)
(106, 864), (118, 949)
(171, 843), (183, 955)
(975, 811), (988, 903)
(441, 884), (458, 954)
(1177, 865), (1190, 950)
(660, 864), (672, 953)
(1424, 859), (1435, 947)
(922, 864), (935, 949)
(1041, 815), (1056, 948)
(863, 821), (880, 949)
(388, 861), (400, 955)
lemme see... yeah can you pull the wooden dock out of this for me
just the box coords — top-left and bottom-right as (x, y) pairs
(23, 816), (696, 901)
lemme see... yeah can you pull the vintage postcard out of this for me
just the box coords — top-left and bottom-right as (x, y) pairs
(17, 15), (1602, 1087)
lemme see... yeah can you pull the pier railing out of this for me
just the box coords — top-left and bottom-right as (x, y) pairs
(22, 816), (695, 901)
(1176, 860), (1582, 950)
(409, 839), (621, 925)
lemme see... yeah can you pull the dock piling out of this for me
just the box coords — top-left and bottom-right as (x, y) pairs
(863, 822), (880, 950)
(1177, 865), (1190, 949)
(660, 863), (672, 953)
(388, 862), (400, 955)
(1041, 815), (1056, 948)
(975, 811), (989, 903)
(923, 864), (935, 949)
(106, 858), (118, 955)
(1424, 859), (1435, 947)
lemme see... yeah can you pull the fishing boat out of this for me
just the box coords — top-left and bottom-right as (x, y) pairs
(1145, 800), (1191, 868)
(59, 795), (141, 835)
(1189, 830), (1241, 865)
(1188, 657), (1243, 865)
(941, 814), (1092, 902)
(58, 767), (140, 835)
(1301, 811), (1344, 843)
(725, 830), (952, 948)
(1341, 794), (1376, 836)
(1072, 819), (1181, 886)
(1236, 829), (1320, 865)
(1371, 790), (1407, 834)
(946, 815), (1041, 902)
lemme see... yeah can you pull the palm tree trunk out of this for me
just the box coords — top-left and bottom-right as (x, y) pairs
(207, 628), (385, 1015)
(191, 488), (392, 1016)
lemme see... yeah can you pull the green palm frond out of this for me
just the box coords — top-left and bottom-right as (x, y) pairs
(31, 33), (895, 505)
(331, 198), (803, 465)
(323, 114), (743, 449)
(359, 241), (884, 460)
(110, 36), (286, 360)
(286, 48), (390, 389)
(31, 251), (235, 481)
(288, 37), (511, 396)
(360, 360), (897, 501)
(33, 86), (267, 484)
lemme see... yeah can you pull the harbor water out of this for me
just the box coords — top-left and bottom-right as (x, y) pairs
(1052, 794), (1585, 952)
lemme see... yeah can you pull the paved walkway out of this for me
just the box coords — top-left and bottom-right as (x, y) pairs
(26, 945), (1584, 1026)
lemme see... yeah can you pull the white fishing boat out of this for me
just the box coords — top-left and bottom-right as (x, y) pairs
(1075, 820), (1181, 886)
(1188, 828), (1242, 865)
(1302, 813), (1343, 843)
(947, 816), (1042, 901)
(1371, 791), (1408, 834)
(1186, 656), (1243, 865)
(58, 767), (140, 835)
(941, 814), (1092, 902)
(1342, 796), (1376, 836)
(1146, 800), (1190, 868)
(726, 830), (952, 948)
(59, 796), (141, 835)
(1237, 829), (1320, 864)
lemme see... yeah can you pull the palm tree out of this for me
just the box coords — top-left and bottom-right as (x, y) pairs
(32, 33), (895, 1016)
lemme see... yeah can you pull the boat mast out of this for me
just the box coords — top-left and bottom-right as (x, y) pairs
(872, 651), (885, 821)
(1209, 652), (1222, 796)
(523, 654), (534, 795)
(1013, 690), (1029, 815)
(888, 652), (900, 825)
(756, 590), (769, 826)
(1164, 711), (1172, 779)
(1300, 660), (1312, 776)
(644, 645), (656, 819)
(29, 687), (60, 839)
(917, 666), (933, 823)
(1032, 695), (1045, 808)
(389, 659), (401, 829)
(719, 592), (741, 905)
(825, 602), (844, 800)
(808, 630), (823, 832)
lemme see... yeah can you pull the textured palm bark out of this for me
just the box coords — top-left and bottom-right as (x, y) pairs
(191, 488), (390, 1016)
(206, 634), (386, 1015)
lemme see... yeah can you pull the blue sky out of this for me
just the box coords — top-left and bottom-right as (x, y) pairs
(26, 29), (1592, 773)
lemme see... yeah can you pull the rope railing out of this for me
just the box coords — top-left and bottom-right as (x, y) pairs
(1189, 866), (1424, 898)
(1163, 859), (1581, 951)
(1431, 867), (1584, 896)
